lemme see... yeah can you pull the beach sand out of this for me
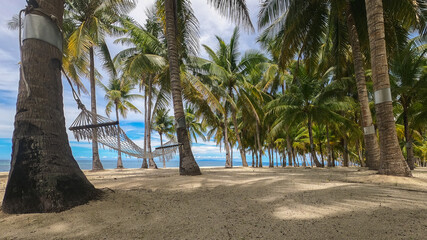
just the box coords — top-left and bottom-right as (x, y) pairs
(1, 167), (426, 239)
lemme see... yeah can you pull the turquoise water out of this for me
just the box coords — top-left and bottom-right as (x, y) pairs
(0, 158), (256, 172)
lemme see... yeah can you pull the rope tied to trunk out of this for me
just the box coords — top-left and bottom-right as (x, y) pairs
(18, 3), (63, 98)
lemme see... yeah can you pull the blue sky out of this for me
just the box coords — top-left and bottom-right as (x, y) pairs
(0, 1), (263, 164)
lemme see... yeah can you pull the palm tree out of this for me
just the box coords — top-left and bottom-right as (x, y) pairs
(153, 108), (175, 168)
(267, 63), (352, 167)
(364, 0), (411, 176)
(114, 15), (167, 169)
(65, 0), (136, 171)
(3, 0), (98, 213)
(258, 0), (425, 172)
(390, 38), (427, 170)
(101, 78), (141, 168)
(163, 0), (253, 175)
(193, 28), (266, 167)
(185, 104), (207, 143)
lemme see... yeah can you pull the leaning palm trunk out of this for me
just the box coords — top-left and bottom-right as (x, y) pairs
(3, 0), (98, 213)
(160, 133), (166, 168)
(256, 122), (263, 167)
(365, 0), (411, 176)
(164, 0), (201, 175)
(223, 113), (232, 168)
(307, 118), (322, 167)
(89, 46), (103, 170)
(232, 110), (248, 166)
(115, 104), (123, 168)
(403, 110), (415, 170)
(147, 80), (157, 169)
(346, 4), (380, 170)
(141, 90), (148, 168)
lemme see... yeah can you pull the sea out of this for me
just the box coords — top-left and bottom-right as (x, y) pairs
(0, 158), (268, 172)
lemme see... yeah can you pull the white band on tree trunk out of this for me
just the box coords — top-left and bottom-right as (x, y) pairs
(23, 14), (62, 51)
(374, 88), (392, 104)
(177, 116), (186, 129)
(363, 125), (375, 135)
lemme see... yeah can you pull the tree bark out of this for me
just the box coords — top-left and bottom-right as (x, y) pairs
(89, 46), (103, 171)
(292, 147), (297, 167)
(342, 137), (349, 167)
(164, 0), (200, 175)
(302, 153), (307, 167)
(232, 110), (247, 166)
(356, 139), (365, 167)
(147, 80), (157, 169)
(160, 133), (166, 168)
(403, 108), (415, 170)
(319, 141), (324, 167)
(141, 87), (148, 168)
(286, 134), (292, 167)
(3, 0), (99, 213)
(223, 112), (232, 168)
(346, 3), (380, 170)
(365, 0), (411, 176)
(326, 125), (332, 167)
(256, 122), (263, 167)
(230, 142), (234, 167)
(331, 145), (336, 167)
(307, 118), (322, 167)
(115, 104), (123, 168)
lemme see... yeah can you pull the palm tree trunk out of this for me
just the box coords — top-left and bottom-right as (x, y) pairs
(342, 137), (349, 167)
(346, 3), (380, 170)
(232, 110), (247, 166)
(403, 108), (415, 170)
(292, 147), (297, 167)
(319, 142), (324, 167)
(252, 150), (255, 167)
(160, 133), (166, 168)
(230, 142), (234, 167)
(141, 89), (148, 168)
(223, 109), (232, 167)
(286, 134), (292, 167)
(147, 80), (157, 169)
(3, 0), (98, 213)
(307, 118), (322, 167)
(356, 139), (365, 167)
(302, 153), (307, 167)
(115, 104), (123, 168)
(332, 145), (336, 167)
(255, 149), (259, 167)
(89, 46), (103, 171)
(256, 122), (263, 167)
(365, 0), (411, 176)
(327, 133), (333, 167)
(164, 0), (200, 175)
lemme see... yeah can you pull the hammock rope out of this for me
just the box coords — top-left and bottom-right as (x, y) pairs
(63, 69), (179, 160)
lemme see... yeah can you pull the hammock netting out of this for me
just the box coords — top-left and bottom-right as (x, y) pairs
(69, 107), (179, 160)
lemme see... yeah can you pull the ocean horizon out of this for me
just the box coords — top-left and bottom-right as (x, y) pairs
(1, 158), (272, 172)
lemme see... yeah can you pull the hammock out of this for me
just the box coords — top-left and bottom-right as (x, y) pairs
(64, 70), (179, 160)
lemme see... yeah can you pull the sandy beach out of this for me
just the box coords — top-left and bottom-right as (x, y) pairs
(1, 167), (426, 239)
